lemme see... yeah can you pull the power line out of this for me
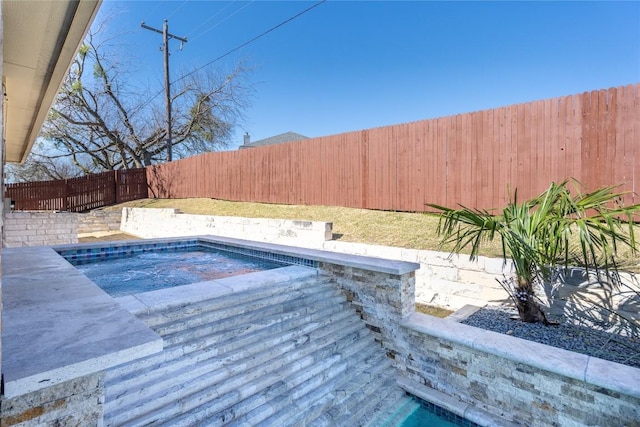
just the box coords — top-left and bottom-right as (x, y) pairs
(187, 1), (255, 45)
(141, 0), (168, 24)
(186, 0), (238, 39)
(182, 0), (326, 82)
(135, 0), (326, 112)
(167, 0), (189, 20)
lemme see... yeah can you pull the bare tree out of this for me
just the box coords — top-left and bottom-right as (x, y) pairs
(20, 23), (251, 177)
(5, 142), (86, 182)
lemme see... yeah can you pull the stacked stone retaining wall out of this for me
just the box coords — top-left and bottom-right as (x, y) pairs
(3, 212), (78, 247)
(77, 210), (122, 236)
(120, 207), (333, 247)
(398, 318), (639, 426)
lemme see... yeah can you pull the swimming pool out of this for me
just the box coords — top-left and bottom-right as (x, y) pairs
(57, 238), (318, 297)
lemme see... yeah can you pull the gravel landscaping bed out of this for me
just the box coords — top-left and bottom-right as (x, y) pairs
(461, 306), (640, 369)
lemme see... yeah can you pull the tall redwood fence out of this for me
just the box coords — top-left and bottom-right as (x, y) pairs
(147, 83), (640, 212)
(5, 169), (147, 212)
(6, 84), (639, 213)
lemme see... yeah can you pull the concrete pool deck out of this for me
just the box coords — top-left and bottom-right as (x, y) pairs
(1, 246), (163, 399)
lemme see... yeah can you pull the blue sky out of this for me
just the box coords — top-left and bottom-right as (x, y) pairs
(97, 0), (640, 149)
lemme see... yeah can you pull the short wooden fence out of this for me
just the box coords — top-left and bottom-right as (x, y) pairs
(5, 169), (148, 212)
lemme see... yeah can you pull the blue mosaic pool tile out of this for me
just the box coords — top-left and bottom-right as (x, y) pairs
(57, 239), (319, 269)
(58, 240), (202, 263)
(409, 394), (481, 427)
(198, 241), (319, 269)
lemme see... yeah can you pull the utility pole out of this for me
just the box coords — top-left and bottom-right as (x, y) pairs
(141, 20), (187, 162)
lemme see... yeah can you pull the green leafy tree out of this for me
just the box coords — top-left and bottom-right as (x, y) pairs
(429, 180), (640, 324)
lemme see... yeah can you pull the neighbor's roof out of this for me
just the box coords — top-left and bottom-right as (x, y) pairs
(3, 0), (102, 163)
(241, 131), (309, 149)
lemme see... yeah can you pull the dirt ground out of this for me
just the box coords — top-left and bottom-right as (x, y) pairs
(78, 233), (141, 243)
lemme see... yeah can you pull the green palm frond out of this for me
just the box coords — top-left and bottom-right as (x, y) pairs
(428, 179), (640, 289)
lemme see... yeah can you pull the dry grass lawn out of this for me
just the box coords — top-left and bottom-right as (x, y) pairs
(415, 303), (454, 318)
(109, 198), (503, 256)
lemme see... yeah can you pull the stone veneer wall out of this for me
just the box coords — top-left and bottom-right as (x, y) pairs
(3, 212), (78, 247)
(120, 207), (333, 247)
(399, 322), (639, 426)
(321, 263), (640, 426)
(0, 373), (104, 427)
(321, 241), (509, 309)
(77, 210), (122, 236)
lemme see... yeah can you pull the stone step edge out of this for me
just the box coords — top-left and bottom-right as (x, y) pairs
(105, 307), (364, 398)
(140, 275), (334, 328)
(156, 284), (342, 340)
(108, 325), (375, 426)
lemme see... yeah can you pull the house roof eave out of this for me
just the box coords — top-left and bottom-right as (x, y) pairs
(3, 0), (102, 163)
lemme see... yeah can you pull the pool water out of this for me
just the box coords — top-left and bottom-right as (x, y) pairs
(400, 406), (459, 427)
(385, 396), (481, 427)
(70, 247), (286, 297)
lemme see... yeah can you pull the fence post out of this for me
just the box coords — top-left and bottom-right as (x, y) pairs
(62, 179), (67, 211)
(114, 170), (120, 204)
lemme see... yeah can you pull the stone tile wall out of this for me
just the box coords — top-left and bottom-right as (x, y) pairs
(120, 207), (333, 246)
(320, 262), (415, 362)
(398, 319), (639, 426)
(321, 241), (509, 309)
(322, 260), (640, 426)
(77, 210), (122, 236)
(3, 212), (78, 247)
(0, 373), (104, 427)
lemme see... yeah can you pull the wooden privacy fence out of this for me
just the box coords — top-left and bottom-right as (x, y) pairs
(147, 83), (640, 212)
(5, 168), (148, 212)
(7, 84), (639, 213)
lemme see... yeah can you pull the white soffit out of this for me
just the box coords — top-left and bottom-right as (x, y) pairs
(3, 0), (101, 163)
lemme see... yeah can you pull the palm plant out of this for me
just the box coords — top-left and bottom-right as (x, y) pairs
(429, 180), (640, 324)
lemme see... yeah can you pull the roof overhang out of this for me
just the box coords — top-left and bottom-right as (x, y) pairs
(3, 0), (102, 163)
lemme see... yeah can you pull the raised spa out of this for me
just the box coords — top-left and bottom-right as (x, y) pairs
(57, 238), (317, 297)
